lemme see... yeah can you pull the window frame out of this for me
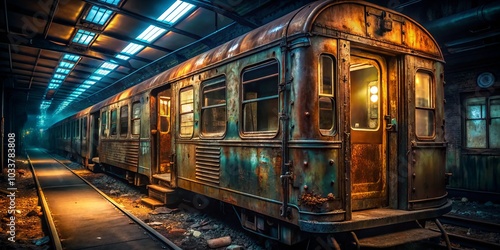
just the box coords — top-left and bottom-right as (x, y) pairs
(414, 70), (436, 140)
(463, 92), (500, 150)
(318, 54), (337, 136)
(240, 60), (280, 136)
(179, 86), (194, 138)
(201, 76), (227, 138)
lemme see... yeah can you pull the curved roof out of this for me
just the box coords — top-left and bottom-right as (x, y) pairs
(79, 0), (443, 116)
(287, 0), (443, 60)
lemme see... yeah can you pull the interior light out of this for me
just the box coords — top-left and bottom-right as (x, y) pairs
(370, 86), (378, 94)
(370, 94), (379, 103)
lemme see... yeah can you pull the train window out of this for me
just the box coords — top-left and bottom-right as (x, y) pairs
(180, 87), (194, 137)
(75, 119), (80, 138)
(83, 117), (87, 139)
(132, 102), (141, 135)
(415, 71), (435, 138)
(201, 77), (226, 136)
(101, 111), (108, 137)
(350, 61), (380, 130)
(120, 106), (129, 136)
(159, 97), (170, 133)
(319, 55), (336, 134)
(464, 95), (500, 148)
(111, 109), (117, 136)
(242, 61), (279, 133)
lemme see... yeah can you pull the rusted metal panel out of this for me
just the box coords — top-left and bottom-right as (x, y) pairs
(410, 146), (448, 209)
(100, 140), (140, 172)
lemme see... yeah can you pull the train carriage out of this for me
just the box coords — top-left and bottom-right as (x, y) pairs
(48, 0), (452, 247)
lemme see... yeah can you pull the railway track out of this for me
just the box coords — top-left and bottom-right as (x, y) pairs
(28, 148), (181, 250)
(424, 214), (500, 250)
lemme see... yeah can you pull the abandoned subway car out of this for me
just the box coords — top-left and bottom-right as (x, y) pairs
(48, 0), (452, 247)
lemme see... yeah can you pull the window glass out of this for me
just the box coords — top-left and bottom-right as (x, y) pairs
(159, 97), (171, 133)
(242, 61), (279, 133)
(180, 87), (194, 136)
(350, 63), (379, 130)
(319, 55), (335, 134)
(110, 109), (117, 136)
(83, 117), (87, 139)
(202, 77), (226, 136)
(120, 106), (128, 136)
(132, 102), (141, 135)
(415, 71), (435, 137)
(490, 98), (500, 148)
(101, 111), (108, 137)
(465, 96), (500, 148)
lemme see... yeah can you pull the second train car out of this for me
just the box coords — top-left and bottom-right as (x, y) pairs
(48, 0), (452, 247)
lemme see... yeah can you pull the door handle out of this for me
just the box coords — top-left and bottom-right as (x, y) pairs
(385, 116), (397, 131)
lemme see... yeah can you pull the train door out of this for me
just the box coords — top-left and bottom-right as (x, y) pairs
(89, 111), (100, 163)
(155, 89), (172, 182)
(349, 53), (388, 210)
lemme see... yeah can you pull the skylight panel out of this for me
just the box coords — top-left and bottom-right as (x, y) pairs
(56, 68), (70, 74)
(137, 25), (166, 43)
(73, 29), (96, 45)
(89, 75), (102, 81)
(101, 62), (118, 70)
(84, 80), (96, 85)
(85, 6), (113, 25)
(100, 0), (120, 5)
(95, 69), (111, 75)
(121, 43), (144, 55)
(116, 54), (130, 60)
(59, 61), (75, 69)
(51, 79), (63, 84)
(53, 74), (66, 80)
(158, 1), (194, 24)
(63, 54), (80, 62)
(48, 83), (60, 89)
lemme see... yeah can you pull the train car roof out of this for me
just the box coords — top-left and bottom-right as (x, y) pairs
(62, 0), (443, 121)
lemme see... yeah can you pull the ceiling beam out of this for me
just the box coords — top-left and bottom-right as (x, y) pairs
(183, 0), (258, 28)
(83, 0), (204, 41)
(0, 32), (133, 69)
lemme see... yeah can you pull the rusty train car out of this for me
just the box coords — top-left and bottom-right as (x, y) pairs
(48, 0), (452, 247)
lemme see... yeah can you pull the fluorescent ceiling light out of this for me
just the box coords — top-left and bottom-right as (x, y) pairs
(95, 69), (111, 75)
(137, 25), (166, 43)
(116, 54), (130, 60)
(158, 1), (194, 24)
(121, 43), (144, 55)
(101, 62), (118, 70)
